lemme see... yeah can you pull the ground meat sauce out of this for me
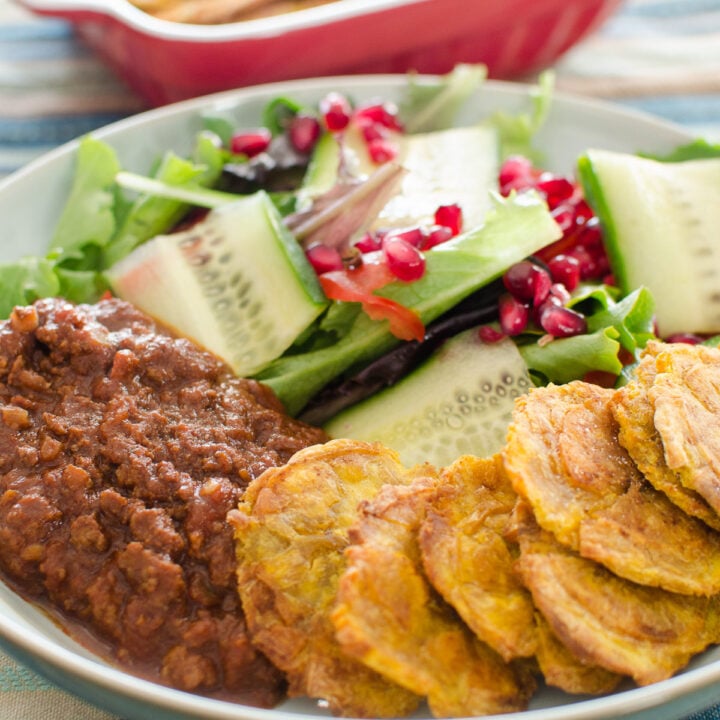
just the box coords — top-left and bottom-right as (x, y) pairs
(0, 297), (327, 705)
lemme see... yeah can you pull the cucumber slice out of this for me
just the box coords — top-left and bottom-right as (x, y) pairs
(324, 330), (532, 468)
(300, 130), (343, 203)
(578, 149), (720, 337)
(299, 123), (498, 231)
(379, 124), (498, 230)
(106, 191), (327, 377)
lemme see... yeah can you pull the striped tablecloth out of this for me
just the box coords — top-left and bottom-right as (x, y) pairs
(1, 0), (720, 718)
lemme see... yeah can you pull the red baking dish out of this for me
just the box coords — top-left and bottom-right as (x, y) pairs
(18, 0), (623, 107)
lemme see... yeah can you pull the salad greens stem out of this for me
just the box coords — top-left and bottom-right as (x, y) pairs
(115, 171), (239, 210)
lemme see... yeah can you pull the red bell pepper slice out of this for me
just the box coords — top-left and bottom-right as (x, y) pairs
(319, 261), (425, 342)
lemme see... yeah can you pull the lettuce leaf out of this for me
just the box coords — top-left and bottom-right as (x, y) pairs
(581, 285), (656, 355)
(488, 70), (554, 163)
(0, 258), (60, 318)
(520, 286), (656, 384)
(0, 131), (229, 318)
(641, 138), (720, 162)
(399, 64), (487, 134)
(49, 136), (120, 264)
(520, 326), (624, 385)
(102, 133), (224, 269)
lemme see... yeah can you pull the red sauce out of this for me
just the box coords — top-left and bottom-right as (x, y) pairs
(0, 297), (327, 705)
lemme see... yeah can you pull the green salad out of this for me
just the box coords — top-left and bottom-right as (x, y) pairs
(3, 64), (720, 466)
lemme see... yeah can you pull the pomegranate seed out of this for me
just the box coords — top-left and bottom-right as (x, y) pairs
(354, 102), (403, 132)
(434, 204), (463, 236)
(503, 261), (535, 300)
(319, 92), (352, 132)
(533, 285), (569, 325)
(503, 260), (552, 305)
(532, 268), (552, 306)
(382, 236), (426, 282)
(230, 128), (272, 157)
(566, 246), (598, 280)
(547, 254), (581, 291)
(551, 204), (575, 233)
(499, 293), (530, 336)
(536, 176), (575, 209)
(584, 370), (619, 388)
(572, 198), (595, 223)
(289, 114), (321, 154)
(548, 282), (571, 305)
(306, 244), (344, 274)
(666, 333), (704, 344)
(367, 138), (399, 164)
(499, 156), (535, 194)
(539, 304), (587, 338)
(479, 325), (506, 343)
(422, 224), (453, 250)
(357, 117), (388, 143)
(354, 232), (381, 253)
(575, 216), (603, 250)
(594, 252), (610, 277)
(385, 226), (424, 248)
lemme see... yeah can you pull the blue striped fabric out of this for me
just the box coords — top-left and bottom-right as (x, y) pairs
(553, 0), (720, 141)
(0, 0), (142, 177)
(621, 93), (720, 128)
(618, 0), (720, 20)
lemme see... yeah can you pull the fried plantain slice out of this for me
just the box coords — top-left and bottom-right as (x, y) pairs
(332, 475), (534, 718)
(419, 454), (621, 696)
(646, 341), (720, 516)
(419, 454), (537, 661)
(533, 613), (622, 696)
(504, 380), (720, 596)
(611, 342), (720, 531)
(229, 439), (432, 718)
(504, 381), (636, 549)
(513, 501), (720, 686)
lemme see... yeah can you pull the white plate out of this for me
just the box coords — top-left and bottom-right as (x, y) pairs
(0, 75), (717, 720)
